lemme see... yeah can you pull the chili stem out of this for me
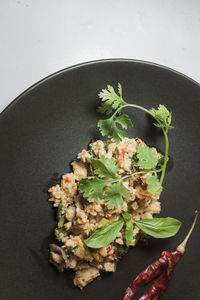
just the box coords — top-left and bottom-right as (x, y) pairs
(177, 210), (198, 254)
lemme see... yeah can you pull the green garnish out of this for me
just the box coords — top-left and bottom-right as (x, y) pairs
(146, 174), (163, 195)
(136, 144), (158, 170)
(105, 181), (130, 210)
(84, 218), (124, 248)
(134, 217), (181, 238)
(97, 83), (173, 186)
(84, 216), (181, 249)
(97, 218), (109, 228)
(90, 155), (119, 178)
(121, 212), (134, 247)
(78, 83), (174, 208)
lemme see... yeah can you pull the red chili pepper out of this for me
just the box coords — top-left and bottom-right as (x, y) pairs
(123, 211), (198, 300)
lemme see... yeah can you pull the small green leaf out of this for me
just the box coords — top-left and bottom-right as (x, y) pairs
(125, 220), (134, 246)
(90, 155), (119, 179)
(97, 84), (126, 115)
(121, 211), (131, 222)
(79, 177), (107, 202)
(98, 118), (125, 144)
(146, 174), (163, 195)
(115, 114), (133, 129)
(105, 181), (130, 209)
(84, 218), (124, 248)
(134, 217), (182, 238)
(121, 212), (133, 246)
(137, 144), (158, 169)
(149, 105), (173, 130)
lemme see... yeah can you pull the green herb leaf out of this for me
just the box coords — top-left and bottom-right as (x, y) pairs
(115, 114), (133, 129)
(121, 211), (131, 222)
(90, 155), (119, 179)
(134, 217), (181, 238)
(98, 118), (125, 144)
(121, 212), (133, 246)
(105, 181), (130, 209)
(137, 144), (158, 169)
(84, 218), (124, 248)
(146, 174), (163, 195)
(149, 105), (174, 130)
(97, 84), (126, 115)
(79, 177), (107, 202)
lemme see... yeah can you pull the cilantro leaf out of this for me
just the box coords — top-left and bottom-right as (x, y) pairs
(115, 114), (133, 129)
(137, 144), (158, 169)
(79, 177), (107, 202)
(105, 181), (130, 209)
(97, 84), (126, 115)
(90, 155), (119, 179)
(98, 118), (125, 143)
(98, 114), (133, 144)
(121, 211), (133, 247)
(146, 174), (163, 195)
(149, 105), (174, 130)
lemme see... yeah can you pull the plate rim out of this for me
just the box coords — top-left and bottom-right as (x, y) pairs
(1, 58), (200, 117)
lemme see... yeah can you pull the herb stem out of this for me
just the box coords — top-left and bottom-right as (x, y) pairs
(159, 129), (169, 184)
(112, 103), (169, 185)
(112, 104), (154, 119)
(106, 167), (163, 184)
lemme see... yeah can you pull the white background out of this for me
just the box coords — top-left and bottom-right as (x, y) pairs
(0, 0), (200, 112)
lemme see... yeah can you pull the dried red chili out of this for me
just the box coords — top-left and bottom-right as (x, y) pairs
(123, 211), (198, 300)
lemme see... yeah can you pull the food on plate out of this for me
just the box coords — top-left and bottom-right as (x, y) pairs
(123, 211), (198, 300)
(48, 83), (181, 289)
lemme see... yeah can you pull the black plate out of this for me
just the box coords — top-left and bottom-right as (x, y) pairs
(1, 59), (200, 300)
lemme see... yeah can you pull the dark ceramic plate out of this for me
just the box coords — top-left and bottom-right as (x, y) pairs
(0, 59), (200, 300)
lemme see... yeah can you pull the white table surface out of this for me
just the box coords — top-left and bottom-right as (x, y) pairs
(1, 0), (200, 113)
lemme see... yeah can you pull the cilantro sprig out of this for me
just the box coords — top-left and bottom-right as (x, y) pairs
(97, 83), (174, 187)
(79, 152), (162, 209)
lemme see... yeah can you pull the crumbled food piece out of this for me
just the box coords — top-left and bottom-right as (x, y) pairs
(73, 266), (100, 289)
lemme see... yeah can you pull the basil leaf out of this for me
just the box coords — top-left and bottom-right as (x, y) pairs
(121, 211), (131, 222)
(134, 217), (181, 238)
(125, 220), (133, 246)
(84, 218), (124, 248)
(121, 212), (133, 246)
